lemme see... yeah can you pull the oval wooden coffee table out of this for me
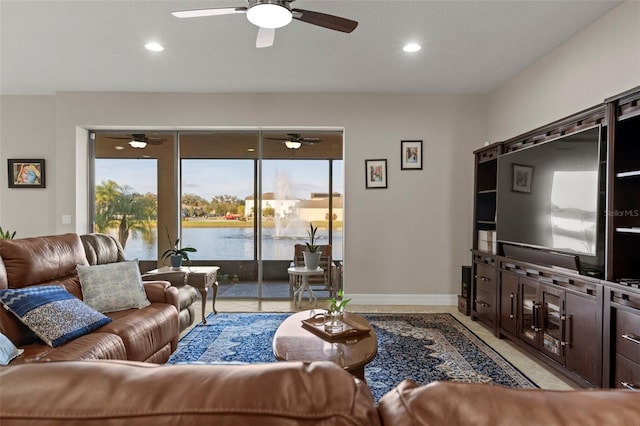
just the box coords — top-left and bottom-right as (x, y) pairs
(273, 310), (377, 381)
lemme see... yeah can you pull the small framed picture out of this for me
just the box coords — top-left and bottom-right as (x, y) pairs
(401, 140), (422, 170)
(365, 159), (387, 189)
(512, 164), (533, 193)
(8, 159), (46, 188)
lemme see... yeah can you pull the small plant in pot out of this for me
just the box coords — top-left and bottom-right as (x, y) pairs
(303, 222), (322, 270)
(161, 227), (197, 269)
(325, 289), (351, 333)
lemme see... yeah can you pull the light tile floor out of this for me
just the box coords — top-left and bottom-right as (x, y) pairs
(184, 298), (578, 390)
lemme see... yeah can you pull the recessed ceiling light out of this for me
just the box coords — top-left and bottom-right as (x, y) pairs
(145, 42), (164, 52)
(114, 145), (125, 150)
(247, 148), (255, 152)
(403, 43), (421, 53)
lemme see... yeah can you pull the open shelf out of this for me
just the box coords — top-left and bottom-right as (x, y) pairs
(609, 99), (640, 282)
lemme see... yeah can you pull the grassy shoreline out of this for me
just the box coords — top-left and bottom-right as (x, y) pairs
(181, 219), (342, 229)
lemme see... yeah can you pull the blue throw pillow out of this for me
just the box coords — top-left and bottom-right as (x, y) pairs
(0, 285), (112, 348)
(0, 332), (23, 365)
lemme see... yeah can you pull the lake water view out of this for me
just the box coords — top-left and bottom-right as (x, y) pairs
(123, 227), (343, 261)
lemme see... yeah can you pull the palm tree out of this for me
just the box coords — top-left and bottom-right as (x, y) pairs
(95, 180), (122, 232)
(95, 180), (156, 249)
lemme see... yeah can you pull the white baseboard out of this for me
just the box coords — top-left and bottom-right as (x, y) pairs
(348, 294), (457, 306)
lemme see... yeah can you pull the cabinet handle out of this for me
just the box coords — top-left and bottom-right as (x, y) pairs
(622, 333), (640, 346)
(509, 293), (515, 319)
(561, 314), (572, 347)
(532, 303), (540, 332)
(475, 299), (490, 308)
(620, 381), (639, 391)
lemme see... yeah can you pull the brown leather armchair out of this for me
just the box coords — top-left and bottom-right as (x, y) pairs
(80, 233), (198, 332)
(141, 269), (198, 332)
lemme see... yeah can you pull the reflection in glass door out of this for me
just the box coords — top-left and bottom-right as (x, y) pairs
(540, 285), (564, 363)
(519, 278), (539, 347)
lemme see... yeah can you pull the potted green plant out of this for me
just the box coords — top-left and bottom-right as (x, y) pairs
(325, 289), (351, 332)
(161, 227), (197, 269)
(0, 227), (16, 240)
(303, 222), (322, 270)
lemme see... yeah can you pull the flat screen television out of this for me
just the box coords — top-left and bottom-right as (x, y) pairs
(496, 126), (605, 276)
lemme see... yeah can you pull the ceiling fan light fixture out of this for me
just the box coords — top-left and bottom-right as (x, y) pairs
(247, 2), (292, 29)
(284, 141), (302, 149)
(403, 43), (422, 53)
(129, 140), (147, 149)
(145, 42), (164, 52)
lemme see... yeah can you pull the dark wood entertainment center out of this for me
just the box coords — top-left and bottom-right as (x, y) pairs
(470, 86), (640, 390)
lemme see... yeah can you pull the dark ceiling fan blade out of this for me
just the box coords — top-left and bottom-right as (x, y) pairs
(107, 133), (165, 143)
(172, 7), (247, 19)
(292, 9), (358, 33)
(256, 27), (275, 48)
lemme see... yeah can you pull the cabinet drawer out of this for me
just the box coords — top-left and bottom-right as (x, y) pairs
(475, 289), (494, 320)
(475, 263), (495, 293)
(616, 309), (640, 362)
(615, 353), (640, 391)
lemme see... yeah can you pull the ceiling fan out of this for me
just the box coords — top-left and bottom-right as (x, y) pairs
(172, 0), (358, 48)
(107, 133), (166, 149)
(266, 133), (321, 149)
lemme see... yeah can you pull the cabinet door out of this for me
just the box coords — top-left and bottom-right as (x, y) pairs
(519, 278), (539, 348)
(500, 271), (518, 335)
(539, 284), (565, 364)
(565, 292), (601, 386)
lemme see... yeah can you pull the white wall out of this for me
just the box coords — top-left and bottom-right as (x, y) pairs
(1, 92), (486, 304)
(0, 96), (58, 236)
(488, 1), (640, 142)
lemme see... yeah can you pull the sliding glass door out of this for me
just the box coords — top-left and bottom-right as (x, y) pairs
(91, 129), (343, 301)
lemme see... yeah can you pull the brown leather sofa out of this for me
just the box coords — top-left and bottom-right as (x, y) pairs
(0, 233), (179, 363)
(1, 360), (638, 425)
(80, 233), (198, 332)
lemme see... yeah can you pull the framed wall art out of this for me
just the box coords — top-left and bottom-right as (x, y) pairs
(401, 140), (422, 170)
(365, 159), (387, 189)
(8, 159), (45, 188)
(512, 164), (533, 193)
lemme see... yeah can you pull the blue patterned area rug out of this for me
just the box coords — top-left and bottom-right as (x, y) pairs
(167, 312), (536, 401)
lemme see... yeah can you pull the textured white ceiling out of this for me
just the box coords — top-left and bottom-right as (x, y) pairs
(0, 0), (622, 95)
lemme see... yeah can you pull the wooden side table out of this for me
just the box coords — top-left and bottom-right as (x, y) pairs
(144, 266), (220, 324)
(184, 266), (220, 324)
